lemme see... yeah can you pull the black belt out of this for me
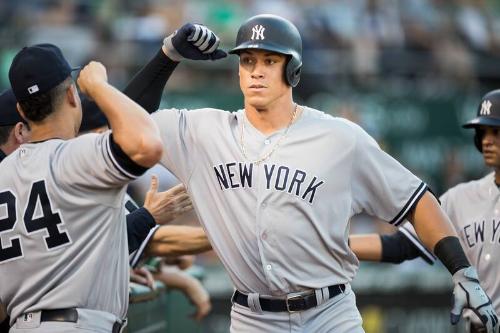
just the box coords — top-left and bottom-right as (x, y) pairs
(232, 284), (346, 313)
(40, 308), (78, 323)
(24, 308), (124, 333)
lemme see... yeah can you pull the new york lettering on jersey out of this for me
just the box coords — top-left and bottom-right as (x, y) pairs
(213, 162), (324, 204)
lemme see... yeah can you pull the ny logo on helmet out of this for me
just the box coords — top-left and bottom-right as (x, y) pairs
(251, 25), (265, 40)
(480, 100), (492, 116)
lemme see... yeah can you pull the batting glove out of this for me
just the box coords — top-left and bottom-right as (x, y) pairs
(163, 23), (227, 62)
(450, 267), (499, 333)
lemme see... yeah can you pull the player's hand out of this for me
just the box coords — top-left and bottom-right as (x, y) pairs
(450, 267), (499, 332)
(77, 61), (108, 97)
(163, 23), (227, 62)
(130, 267), (156, 290)
(143, 176), (193, 225)
(184, 277), (212, 321)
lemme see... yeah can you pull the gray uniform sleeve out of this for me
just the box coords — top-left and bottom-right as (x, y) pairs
(55, 132), (145, 189)
(351, 125), (427, 226)
(151, 108), (196, 183)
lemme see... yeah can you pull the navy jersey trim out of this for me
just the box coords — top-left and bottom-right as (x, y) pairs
(106, 134), (148, 179)
(391, 182), (427, 226)
(129, 225), (160, 268)
(0, 149), (6, 163)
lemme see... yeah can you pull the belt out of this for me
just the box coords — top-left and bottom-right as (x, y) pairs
(40, 308), (78, 323)
(232, 284), (346, 313)
(24, 308), (124, 333)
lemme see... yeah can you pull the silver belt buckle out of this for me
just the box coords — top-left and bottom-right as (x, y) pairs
(286, 293), (304, 313)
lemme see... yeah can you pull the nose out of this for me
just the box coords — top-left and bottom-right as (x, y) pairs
(482, 129), (495, 147)
(251, 61), (265, 79)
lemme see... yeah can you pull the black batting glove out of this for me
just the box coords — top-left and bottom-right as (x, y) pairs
(163, 23), (227, 62)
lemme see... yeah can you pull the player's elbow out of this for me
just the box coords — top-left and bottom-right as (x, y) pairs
(133, 138), (163, 168)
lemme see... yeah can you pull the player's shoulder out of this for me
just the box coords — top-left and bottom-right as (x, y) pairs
(441, 172), (494, 202)
(153, 107), (230, 120)
(302, 106), (363, 134)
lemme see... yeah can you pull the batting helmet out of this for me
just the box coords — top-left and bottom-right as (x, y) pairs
(229, 14), (302, 87)
(463, 89), (500, 152)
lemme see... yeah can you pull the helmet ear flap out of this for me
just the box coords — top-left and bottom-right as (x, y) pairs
(285, 56), (302, 87)
(474, 129), (483, 152)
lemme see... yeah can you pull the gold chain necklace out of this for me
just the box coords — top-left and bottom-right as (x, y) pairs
(240, 104), (299, 165)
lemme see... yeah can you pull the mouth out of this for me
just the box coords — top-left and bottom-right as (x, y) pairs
(483, 150), (496, 157)
(249, 84), (267, 90)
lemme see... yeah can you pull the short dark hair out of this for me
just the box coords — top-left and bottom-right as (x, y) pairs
(0, 125), (14, 146)
(18, 76), (73, 122)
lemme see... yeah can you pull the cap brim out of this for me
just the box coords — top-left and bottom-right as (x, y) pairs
(228, 41), (292, 56)
(463, 117), (500, 128)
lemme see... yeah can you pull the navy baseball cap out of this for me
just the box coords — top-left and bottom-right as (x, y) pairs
(0, 88), (22, 126)
(8, 43), (80, 102)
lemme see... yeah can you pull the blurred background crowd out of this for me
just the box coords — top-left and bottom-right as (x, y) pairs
(2, 0), (500, 332)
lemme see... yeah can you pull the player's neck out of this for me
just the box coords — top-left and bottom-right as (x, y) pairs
(244, 96), (297, 135)
(28, 109), (78, 143)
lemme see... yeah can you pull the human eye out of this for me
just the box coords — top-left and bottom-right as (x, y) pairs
(240, 56), (253, 65)
(265, 58), (277, 65)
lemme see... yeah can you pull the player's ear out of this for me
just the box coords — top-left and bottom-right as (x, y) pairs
(67, 83), (78, 107)
(13, 122), (28, 144)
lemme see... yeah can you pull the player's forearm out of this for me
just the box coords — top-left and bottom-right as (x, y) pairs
(89, 81), (162, 167)
(408, 191), (470, 274)
(407, 191), (458, 252)
(348, 234), (382, 261)
(123, 48), (178, 114)
(146, 226), (211, 257)
(154, 266), (196, 292)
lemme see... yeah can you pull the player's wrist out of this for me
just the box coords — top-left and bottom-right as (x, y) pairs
(162, 38), (183, 62)
(85, 80), (110, 100)
(434, 236), (470, 275)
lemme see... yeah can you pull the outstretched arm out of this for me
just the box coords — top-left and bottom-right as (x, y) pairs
(408, 191), (498, 332)
(349, 223), (436, 265)
(146, 225), (211, 257)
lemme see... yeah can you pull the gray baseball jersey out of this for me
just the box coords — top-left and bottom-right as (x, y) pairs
(440, 172), (500, 314)
(152, 106), (427, 295)
(0, 132), (135, 325)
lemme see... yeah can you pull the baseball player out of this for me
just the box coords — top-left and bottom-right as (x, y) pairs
(441, 89), (500, 333)
(149, 15), (498, 332)
(347, 90), (500, 333)
(0, 44), (162, 332)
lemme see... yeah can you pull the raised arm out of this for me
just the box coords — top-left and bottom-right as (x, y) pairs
(77, 62), (162, 167)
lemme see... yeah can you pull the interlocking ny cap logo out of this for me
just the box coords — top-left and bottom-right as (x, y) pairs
(251, 25), (265, 40)
(480, 100), (492, 116)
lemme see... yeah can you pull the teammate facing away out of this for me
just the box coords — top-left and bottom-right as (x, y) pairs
(152, 15), (498, 332)
(0, 44), (162, 332)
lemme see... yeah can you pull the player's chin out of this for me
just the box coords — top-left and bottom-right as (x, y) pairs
(246, 96), (271, 109)
(482, 154), (500, 167)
